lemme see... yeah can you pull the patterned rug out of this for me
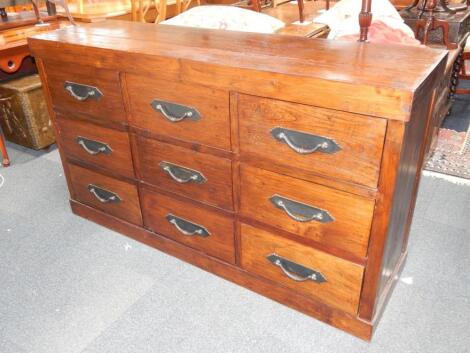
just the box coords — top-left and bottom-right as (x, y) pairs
(425, 128), (470, 179)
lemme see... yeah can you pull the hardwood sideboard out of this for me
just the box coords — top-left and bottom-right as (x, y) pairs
(28, 21), (447, 340)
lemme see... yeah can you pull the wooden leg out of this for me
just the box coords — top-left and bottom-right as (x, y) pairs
(252, 0), (262, 11)
(359, 0), (372, 42)
(155, 0), (167, 23)
(0, 7), (8, 20)
(139, 0), (144, 22)
(131, 0), (137, 21)
(0, 131), (10, 167)
(52, 0), (76, 25)
(46, 0), (57, 15)
(31, 0), (44, 24)
(297, 0), (304, 23)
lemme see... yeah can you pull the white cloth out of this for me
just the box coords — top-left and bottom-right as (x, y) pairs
(161, 5), (285, 34)
(315, 0), (414, 40)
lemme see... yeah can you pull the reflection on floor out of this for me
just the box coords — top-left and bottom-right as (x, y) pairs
(0, 142), (469, 353)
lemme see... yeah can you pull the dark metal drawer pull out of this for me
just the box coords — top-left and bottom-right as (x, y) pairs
(271, 127), (340, 155)
(87, 184), (121, 204)
(159, 161), (207, 184)
(76, 136), (112, 155)
(267, 254), (327, 283)
(166, 214), (210, 237)
(64, 81), (103, 101)
(151, 99), (201, 122)
(270, 195), (334, 223)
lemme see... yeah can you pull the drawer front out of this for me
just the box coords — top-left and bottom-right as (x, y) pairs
(141, 189), (235, 264)
(68, 164), (142, 225)
(56, 116), (134, 178)
(44, 61), (125, 122)
(241, 224), (364, 314)
(238, 94), (386, 187)
(136, 136), (233, 210)
(126, 74), (230, 150)
(240, 165), (374, 258)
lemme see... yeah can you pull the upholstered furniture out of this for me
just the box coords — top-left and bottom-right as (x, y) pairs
(162, 6), (285, 33)
(29, 21), (446, 340)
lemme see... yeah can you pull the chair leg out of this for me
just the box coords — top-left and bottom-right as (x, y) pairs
(155, 0), (167, 23)
(139, 0), (144, 22)
(31, 0), (44, 24)
(131, 0), (137, 21)
(0, 132), (10, 167)
(1, 7), (8, 19)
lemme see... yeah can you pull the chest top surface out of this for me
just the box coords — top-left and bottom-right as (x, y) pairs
(28, 20), (448, 120)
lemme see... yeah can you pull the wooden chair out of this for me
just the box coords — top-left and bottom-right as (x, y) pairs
(243, 0), (306, 22)
(456, 42), (470, 94)
(178, 0), (200, 13)
(131, 0), (201, 23)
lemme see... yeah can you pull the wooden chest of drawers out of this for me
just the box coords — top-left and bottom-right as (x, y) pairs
(28, 21), (447, 340)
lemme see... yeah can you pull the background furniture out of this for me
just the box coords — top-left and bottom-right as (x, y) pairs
(0, 74), (55, 150)
(401, 5), (470, 158)
(0, 19), (65, 82)
(264, 0), (333, 37)
(131, 0), (202, 23)
(29, 20), (446, 340)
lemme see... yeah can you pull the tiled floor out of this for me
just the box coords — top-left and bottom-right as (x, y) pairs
(1, 142), (469, 353)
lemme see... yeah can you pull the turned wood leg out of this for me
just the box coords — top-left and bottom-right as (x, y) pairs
(0, 132), (10, 167)
(452, 48), (464, 97)
(359, 0), (372, 42)
(298, 0), (305, 22)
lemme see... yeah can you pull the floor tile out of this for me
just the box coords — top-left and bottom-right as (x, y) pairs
(0, 234), (155, 353)
(423, 180), (470, 228)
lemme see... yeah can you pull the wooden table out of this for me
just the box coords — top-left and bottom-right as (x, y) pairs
(1, 19), (67, 80)
(264, 0), (331, 37)
(55, 0), (131, 22)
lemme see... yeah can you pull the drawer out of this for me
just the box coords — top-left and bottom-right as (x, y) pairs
(238, 94), (386, 188)
(240, 223), (364, 314)
(240, 165), (374, 258)
(126, 74), (230, 150)
(56, 116), (134, 178)
(141, 189), (235, 264)
(43, 61), (125, 122)
(68, 164), (142, 225)
(136, 136), (233, 210)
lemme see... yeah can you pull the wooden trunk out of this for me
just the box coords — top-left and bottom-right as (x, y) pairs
(0, 74), (55, 149)
(28, 21), (447, 340)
